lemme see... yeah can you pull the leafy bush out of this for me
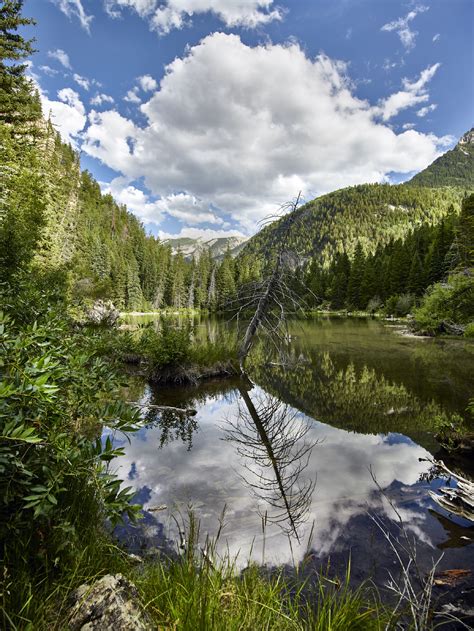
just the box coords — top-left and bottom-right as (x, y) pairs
(413, 272), (474, 334)
(464, 322), (474, 338)
(138, 320), (192, 368)
(367, 296), (382, 314)
(433, 412), (468, 451)
(383, 293), (415, 317)
(0, 312), (141, 606)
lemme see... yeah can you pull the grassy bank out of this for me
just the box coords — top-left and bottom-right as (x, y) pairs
(0, 310), (389, 630)
(94, 319), (239, 384)
(3, 519), (387, 630)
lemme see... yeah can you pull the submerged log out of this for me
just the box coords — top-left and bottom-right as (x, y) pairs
(439, 320), (465, 336)
(128, 402), (197, 416)
(425, 459), (474, 523)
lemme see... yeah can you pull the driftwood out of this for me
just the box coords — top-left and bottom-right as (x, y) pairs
(439, 320), (465, 336)
(425, 459), (474, 523)
(128, 402), (197, 416)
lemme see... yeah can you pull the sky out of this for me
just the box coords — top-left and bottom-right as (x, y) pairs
(25, 0), (474, 240)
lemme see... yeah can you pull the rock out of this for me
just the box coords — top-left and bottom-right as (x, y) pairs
(85, 300), (120, 327)
(67, 574), (151, 630)
(439, 320), (465, 336)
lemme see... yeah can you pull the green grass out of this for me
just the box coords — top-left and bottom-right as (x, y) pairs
(2, 510), (388, 630)
(134, 558), (385, 631)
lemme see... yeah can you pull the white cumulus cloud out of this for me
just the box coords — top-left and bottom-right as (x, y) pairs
(381, 5), (428, 51)
(416, 103), (437, 118)
(39, 65), (58, 76)
(137, 74), (158, 91)
(155, 193), (224, 225)
(90, 93), (115, 106)
(73, 73), (90, 90)
(124, 87), (141, 103)
(158, 227), (246, 241)
(83, 33), (450, 232)
(102, 177), (164, 223)
(50, 0), (93, 33)
(374, 63), (440, 121)
(41, 88), (87, 146)
(47, 48), (72, 69)
(103, 0), (282, 34)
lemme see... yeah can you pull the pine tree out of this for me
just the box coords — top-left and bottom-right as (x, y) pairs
(407, 252), (425, 295)
(330, 253), (350, 308)
(0, 1), (40, 125)
(170, 252), (186, 309)
(359, 256), (378, 309)
(126, 256), (143, 310)
(217, 249), (236, 306)
(347, 243), (365, 309)
(306, 259), (327, 306)
(457, 194), (474, 267)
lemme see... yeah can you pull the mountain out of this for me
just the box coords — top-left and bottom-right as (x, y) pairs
(239, 130), (474, 269)
(408, 128), (474, 188)
(163, 235), (248, 259)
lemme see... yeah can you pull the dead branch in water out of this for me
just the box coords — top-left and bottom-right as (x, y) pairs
(420, 457), (474, 523)
(128, 402), (197, 416)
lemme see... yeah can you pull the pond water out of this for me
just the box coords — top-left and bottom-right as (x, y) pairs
(111, 316), (474, 590)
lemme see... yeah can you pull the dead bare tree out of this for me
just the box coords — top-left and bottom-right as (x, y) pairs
(234, 192), (313, 372)
(223, 383), (317, 540)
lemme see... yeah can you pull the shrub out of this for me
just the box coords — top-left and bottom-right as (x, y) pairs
(0, 311), (141, 625)
(464, 322), (474, 337)
(139, 320), (192, 368)
(413, 272), (474, 334)
(367, 296), (382, 314)
(383, 294), (415, 317)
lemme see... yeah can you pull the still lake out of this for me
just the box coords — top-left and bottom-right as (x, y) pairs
(111, 316), (474, 585)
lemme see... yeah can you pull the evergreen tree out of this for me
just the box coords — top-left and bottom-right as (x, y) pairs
(347, 243), (365, 309)
(217, 249), (236, 306)
(306, 259), (327, 305)
(359, 256), (378, 308)
(0, 1), (40, 125)
(169, 252), (187, 309)
(329, 253), (350, 308)
(407, 252), (425, 295)
(457, 194), (474, 267)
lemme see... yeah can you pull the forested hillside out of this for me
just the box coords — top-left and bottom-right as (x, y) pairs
(239, 183), (466, 271)
(304, 195), (473, 315)
(408, 129), (474, 188)
(0, 76), (239, 310)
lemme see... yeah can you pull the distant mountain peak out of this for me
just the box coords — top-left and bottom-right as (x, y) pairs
(163, 235), (248, 260)
(459, 128), (474, 145)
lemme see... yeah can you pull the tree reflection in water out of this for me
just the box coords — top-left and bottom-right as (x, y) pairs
(223, 381), (317, 541)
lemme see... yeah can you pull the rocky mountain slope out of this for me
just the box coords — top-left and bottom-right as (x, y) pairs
(163, 235), (248, 260)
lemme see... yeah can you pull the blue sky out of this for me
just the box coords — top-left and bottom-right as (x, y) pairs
(25, 0), (473, 239)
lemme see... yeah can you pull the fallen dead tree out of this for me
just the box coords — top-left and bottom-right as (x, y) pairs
(423, 458), (474, 522)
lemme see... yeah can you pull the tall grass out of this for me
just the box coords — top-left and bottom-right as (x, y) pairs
(132, 512), (386, 631)
(2, 509), (388, 630)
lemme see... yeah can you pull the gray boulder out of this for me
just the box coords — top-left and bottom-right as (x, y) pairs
(67, 574), (150, 630)
(85, 300), (120, 327)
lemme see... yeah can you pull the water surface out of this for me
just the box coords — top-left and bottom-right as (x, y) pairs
(112, 317), (474, 584)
